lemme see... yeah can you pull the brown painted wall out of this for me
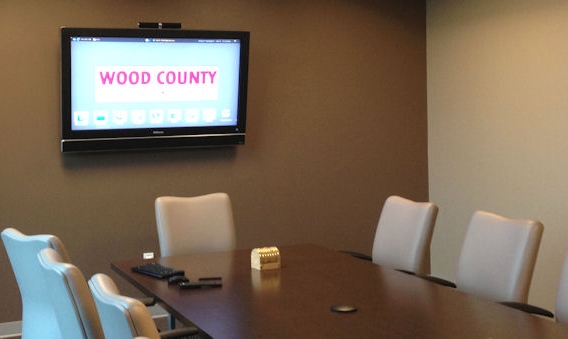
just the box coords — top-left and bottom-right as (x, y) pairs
(0, 0), (427, 322)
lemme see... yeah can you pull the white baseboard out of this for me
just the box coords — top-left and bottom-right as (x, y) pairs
(0, 321), (21, 338)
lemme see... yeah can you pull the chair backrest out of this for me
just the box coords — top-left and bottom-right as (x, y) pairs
(555, 250), (568, 324)
(89, 273), (161, 339)
(37, 248), (105, 339)
(456, 210), (543, 303)
(371, 195), (439, 275)
(1, 227), (71, 339)
(155, 192), (237, 257)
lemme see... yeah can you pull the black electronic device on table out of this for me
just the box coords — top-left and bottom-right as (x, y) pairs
(132, 262), (185, 279)
(168, 275), (189, 285)
(179, 278), (222, 289)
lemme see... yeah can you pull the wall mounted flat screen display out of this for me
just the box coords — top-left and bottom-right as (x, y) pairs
(60, 27), (249, 152)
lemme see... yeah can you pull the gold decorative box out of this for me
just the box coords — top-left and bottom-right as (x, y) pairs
(251, 246), (281, 270)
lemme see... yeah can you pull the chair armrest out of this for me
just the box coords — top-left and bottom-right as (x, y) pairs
(418, 275), (457, 288)
(499, 301), (554, 318)
(339, 250), (372, 261)
(138, 297), (156, 307)
(159, 326), (200, 339)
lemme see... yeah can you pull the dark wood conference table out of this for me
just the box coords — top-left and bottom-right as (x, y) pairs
(112, 244), (568, 338)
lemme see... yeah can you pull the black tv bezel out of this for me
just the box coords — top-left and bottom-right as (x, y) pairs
(60, 27), (249, 153)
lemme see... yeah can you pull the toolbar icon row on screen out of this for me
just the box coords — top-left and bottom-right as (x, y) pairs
(73, 108), (230, 127)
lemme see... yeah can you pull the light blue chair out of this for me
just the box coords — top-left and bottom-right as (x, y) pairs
(88, 273), (199, 339)
(1, 227), (70, 339)
(37, 248), (105, 339)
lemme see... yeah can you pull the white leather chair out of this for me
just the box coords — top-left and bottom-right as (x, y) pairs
(155, 192), (237, 257)
(457, 211), (543, 303)
(88, 273), (199, 339)
(37, 248), (105, 339)
(500, 248), (568, 322)
(1, 227), (71, 339)
(155, 192), (236, 328)
(555, 252), (568, 324)
(425, 210), (543, 304)
(371, 195), (439, 275)
(343, 195), (439, 276)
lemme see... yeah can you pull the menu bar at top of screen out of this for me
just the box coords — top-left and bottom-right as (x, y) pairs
(70, 37), (240, 43)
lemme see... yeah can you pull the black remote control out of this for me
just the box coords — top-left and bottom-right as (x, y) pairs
(179, 280), (222, 289)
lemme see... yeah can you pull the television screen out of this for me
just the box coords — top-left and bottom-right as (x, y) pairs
(60, 27), (249, 152)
